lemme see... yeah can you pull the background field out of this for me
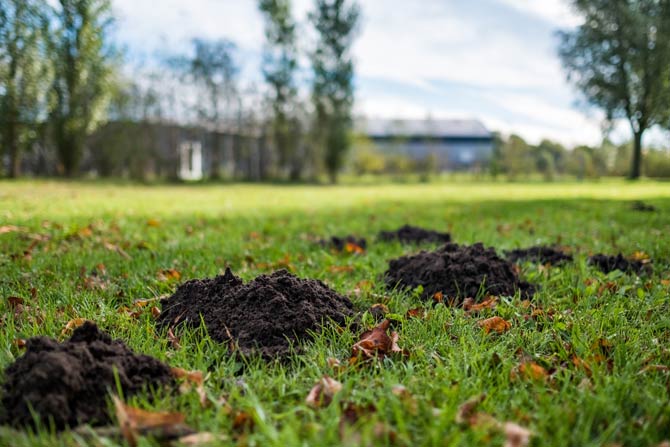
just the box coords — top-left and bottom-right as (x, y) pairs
(2, 180), (670, 446)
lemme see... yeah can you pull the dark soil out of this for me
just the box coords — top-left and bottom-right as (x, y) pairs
(378, 225), (451, 244)
(322, 235), (367, 251)
(631, 201), (657, 212)
(384, 242), (535, 303)
(588, 253), (650, 274)
(0, 322), (174, 430)
(505, 245), (573, 265)
(157, 268), (354, 358)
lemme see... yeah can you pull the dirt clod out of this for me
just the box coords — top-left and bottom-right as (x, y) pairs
(631, 201), (657, 212)
(384, 242), (535, 303)
(157, 268), (353, 358)
(588, 253), (650, 274)
(505, 246), (573, 265)
(378, 225), (451, 244)
(0, 322), (174, 430)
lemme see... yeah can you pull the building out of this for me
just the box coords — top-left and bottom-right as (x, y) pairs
(355, 118), (494, 170)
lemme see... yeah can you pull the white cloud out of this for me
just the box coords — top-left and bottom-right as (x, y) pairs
(496, 0), (582, 27)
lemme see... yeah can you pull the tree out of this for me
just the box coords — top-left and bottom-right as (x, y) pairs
(48, 0), (117, 177)
(0, 0), (50, 177)
(558, 0), (670, 179)
(184, 38), (238, 178)
(501, 134), (534, 180)
(309, 0), (360, 183)
(259, 0), (303, 180)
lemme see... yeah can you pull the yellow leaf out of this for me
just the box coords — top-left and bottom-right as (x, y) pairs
(478, 316), (511, 334)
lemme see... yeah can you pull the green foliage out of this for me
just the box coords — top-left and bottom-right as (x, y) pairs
(500, 134), (535, 180)
(0, 0), (51, 177)
(643, 148), (670, 178)
(259, 0), (303, 180)
(48, 0), (118, 177)
(558, 0), (670, 179)
(310, 0), (360, 183)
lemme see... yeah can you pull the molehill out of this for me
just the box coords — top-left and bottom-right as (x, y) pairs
(157, 268), (354, 358)
(505, 245), (573, 265)
(322, 235), (367, 251)
(385, 242), (535, 303)
(588, 253), (650, 274)
(378, 224), (451, 244)
(0, 322), (174, 430)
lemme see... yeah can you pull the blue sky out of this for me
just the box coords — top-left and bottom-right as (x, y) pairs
(108, 0), (656, 146)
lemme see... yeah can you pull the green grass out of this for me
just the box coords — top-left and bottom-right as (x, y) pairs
(1, 179), (670, 446)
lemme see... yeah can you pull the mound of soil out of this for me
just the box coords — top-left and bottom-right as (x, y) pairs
(0, 322), (174, 430)
(322, 235), (367, 251)
(505, 246), (573, 265)
(378, 225), (451, 244)
(384, 242), (535, 303)
(631, 201), (657, 212)
(157, 268), (354, 358)
(588, 253), (650, 274)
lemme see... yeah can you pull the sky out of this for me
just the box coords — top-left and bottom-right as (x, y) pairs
(108, 0), (662, 147)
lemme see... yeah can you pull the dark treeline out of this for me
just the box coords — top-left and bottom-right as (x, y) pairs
(0, 0), (360, 181)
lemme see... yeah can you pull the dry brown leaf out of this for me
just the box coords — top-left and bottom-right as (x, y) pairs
(515, 361), (548, 381)
(338, 402), (377, 442)
(172, 367), (208, 407)
(0, 225), (21, 234)
(455, 394), (487, 425)
(61, 318), (91, 336)
(158, 268), (181, 282)
(344, 242), (365, 254)
(113, 395), (191, 447)
(328, 265), (355, 273)
(351, 319), (405, 361)
(503, 422), (532, 447)
(305, 375), (343, 409)
(146, 218), (161, 227)
(232, 411), (254, 433)
(463, 296), (498, 313)
(432, 291), (444, 304)
(7, 296), (24, 308)
(103, 241), (131, 259)
(13, 339), (26, 349)
(478, 316), (511, 334)
(405, 307), (426, 319)
(150, 306), (161, 318)
(178, 432), (226, 445)
(638, 364), (670, 374)
(167, 328), (182, 349)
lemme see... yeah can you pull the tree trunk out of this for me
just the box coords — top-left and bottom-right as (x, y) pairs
(630, 130), (643, 180)
(210, 132), (220, 179)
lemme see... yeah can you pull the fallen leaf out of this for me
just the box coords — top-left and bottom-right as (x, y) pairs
(339, 402), (377, 443)
(150, 306), (161, 318)
(113, 395), (192, 447)
(178, 432), (226, 445)
(232, 411), (254, 433)
(638, 364), (670, 374)
(306, 375), (343, 409)
(167, 328), (181, 349)
(455, 394), (487, 426)
(433, 291), (444, 304)
(61, 318), (91, 336)
(478, 316), (511, 334)
(328, 265), (355, 273)
(158, 268), (181, 282)
(7, 296), (24, 308)
(406, 308), (426, 319)
(463, 296), (498, 313)
(172, 367), (208, 407)
(344, 242), (365, 254)
(351, 319), (405, 361)
(146, 219), (161, 227)
(103, 241), (131, 259)
(369, 303), (389, 319)
(515, 361), (548, 381)
(0, 225), (21, 234)
(503, 422), (532, 447)
(13, 339), (26, 349)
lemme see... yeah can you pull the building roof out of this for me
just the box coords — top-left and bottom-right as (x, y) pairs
(357, 118), (491, 139)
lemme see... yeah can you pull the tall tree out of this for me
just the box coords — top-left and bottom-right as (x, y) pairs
(309, 0), (360, 183)
(0, 0), (50, 177)
(259, 0), (302, 180)
(48, 0), (117, 177)
(559, 0), (670, 179)
(181, 38), (238, 178)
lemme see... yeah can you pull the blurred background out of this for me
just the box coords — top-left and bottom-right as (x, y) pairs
(1, 0), (669, 182)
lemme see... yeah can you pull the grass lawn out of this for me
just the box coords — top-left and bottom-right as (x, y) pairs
(1, 179), (670, 446)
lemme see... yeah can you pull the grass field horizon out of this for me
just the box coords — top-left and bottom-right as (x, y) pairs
(2, 180), (670, 446)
